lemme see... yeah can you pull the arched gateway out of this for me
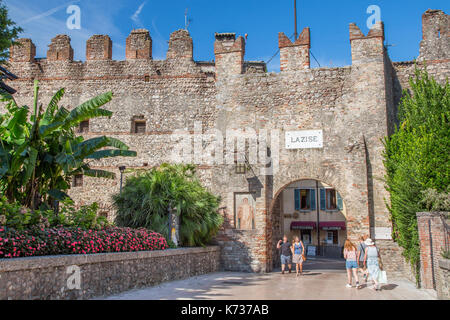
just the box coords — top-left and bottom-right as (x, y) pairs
(269, 179), (347, 270)
(267, 170), (370, 270)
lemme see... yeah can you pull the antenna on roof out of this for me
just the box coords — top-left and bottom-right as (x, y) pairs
(185, 8), (192, 31)
(294, 0), (298, 40)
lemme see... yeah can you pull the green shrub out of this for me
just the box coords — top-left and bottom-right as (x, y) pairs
(0, 196), (53, 230)
(113, 163), (223, 247)
(420, 188), (450, 212)
(59, 199), (110, 230)
(0, 196), (109, 230)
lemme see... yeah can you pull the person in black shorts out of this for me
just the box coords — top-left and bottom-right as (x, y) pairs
(277, 235), (292, 274)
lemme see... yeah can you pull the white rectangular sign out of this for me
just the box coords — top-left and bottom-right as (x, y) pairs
(285, 130), (323, 149)
(373, 227), (392, 240)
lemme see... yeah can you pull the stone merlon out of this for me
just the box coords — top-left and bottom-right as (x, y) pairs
(47, 34), (74, 62)
(167, 29), (193, 60)
(126, 29), (152, 60)
(419, 9), (449, 61)
(86, 35), (112, 61)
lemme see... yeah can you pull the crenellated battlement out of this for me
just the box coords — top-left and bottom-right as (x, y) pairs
(7, 9), (449, 79)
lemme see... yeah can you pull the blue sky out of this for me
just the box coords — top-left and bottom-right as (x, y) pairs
(4, 0), (449, 71)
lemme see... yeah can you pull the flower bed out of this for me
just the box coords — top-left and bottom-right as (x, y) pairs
(0, 226), (167, 258)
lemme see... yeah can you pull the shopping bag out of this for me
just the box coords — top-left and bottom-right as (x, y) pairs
(377, 270), (388, 284)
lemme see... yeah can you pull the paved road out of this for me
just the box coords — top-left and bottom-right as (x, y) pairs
(99, 257), (435, 300)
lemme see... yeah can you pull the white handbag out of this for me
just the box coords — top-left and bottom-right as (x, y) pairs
(377, 270), (388, 284)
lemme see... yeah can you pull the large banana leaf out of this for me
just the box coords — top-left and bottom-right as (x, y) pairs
(22, 146), (38, 185)
(39, 121), (64, 137)
(42, 88), (65, 124)
(63, 92), (113, 129)
(53, 106), (70, 124)
(47, 189), (70, 201)
(83, 169), (116, 179)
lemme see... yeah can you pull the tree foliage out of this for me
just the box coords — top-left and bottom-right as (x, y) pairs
(0, 80), (136, 209)
(0, 0), (23, 63)
(383, 67), (449, 283)
(113, 164), (223, 247)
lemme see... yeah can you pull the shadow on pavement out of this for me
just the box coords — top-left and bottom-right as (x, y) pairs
(380, 284), (398, 291)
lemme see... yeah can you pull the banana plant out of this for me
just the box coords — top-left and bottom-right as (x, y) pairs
(0, 80), (136, 209)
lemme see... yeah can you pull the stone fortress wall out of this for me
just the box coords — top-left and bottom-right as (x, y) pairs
(3, 9), (449, 275)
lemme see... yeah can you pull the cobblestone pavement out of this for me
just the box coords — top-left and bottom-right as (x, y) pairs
(100, 257), (436, 300)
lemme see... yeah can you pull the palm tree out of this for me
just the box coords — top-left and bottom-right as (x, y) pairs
(113, 164), (223, 247)
(0, 80), (136, 209)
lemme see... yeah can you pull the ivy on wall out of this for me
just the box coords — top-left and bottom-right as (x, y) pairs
(383, 67), (449, 285)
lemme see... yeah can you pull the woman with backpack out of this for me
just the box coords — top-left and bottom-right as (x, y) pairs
(357, 236), (369, 282)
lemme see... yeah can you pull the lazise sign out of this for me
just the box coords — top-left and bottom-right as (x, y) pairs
(285, 130), (324, 149)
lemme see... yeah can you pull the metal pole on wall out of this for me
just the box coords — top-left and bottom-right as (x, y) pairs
(168, 203), (173, 243)
(119, 166), (126, 194)
(428, 220), (436, 290)
(316, 180), (320, 256)
(294, 0), (298, 40)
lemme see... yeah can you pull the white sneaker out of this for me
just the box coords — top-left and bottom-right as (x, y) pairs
(346, 284), (353, 288)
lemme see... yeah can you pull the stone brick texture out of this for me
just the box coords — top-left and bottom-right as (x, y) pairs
(417, 212), (450, 295)
(0, 247), (220, 300)
(438, 259), (450, 300)
(3, 10), (449, 276)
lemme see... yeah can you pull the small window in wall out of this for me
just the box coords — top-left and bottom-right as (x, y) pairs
(133, 120), (146, 134)
(326, 189), (337, 210)
(73, 174), (83, 187)
(235, 163), (247, 174)
(320, 188), (343, 211)
(294, 189), (316, 211)
(78, 120), (89, 133)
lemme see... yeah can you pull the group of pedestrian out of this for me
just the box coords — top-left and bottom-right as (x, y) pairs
(276, 236), (305, 277)
(277, 234), (384, 291)
(344, 236), (383, 290)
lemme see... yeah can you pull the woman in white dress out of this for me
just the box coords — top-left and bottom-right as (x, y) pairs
(363, 238), (381, 291)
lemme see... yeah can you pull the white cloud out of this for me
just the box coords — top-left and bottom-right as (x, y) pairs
(131, 1), (146, 27)
(20, 1), (80, 25)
